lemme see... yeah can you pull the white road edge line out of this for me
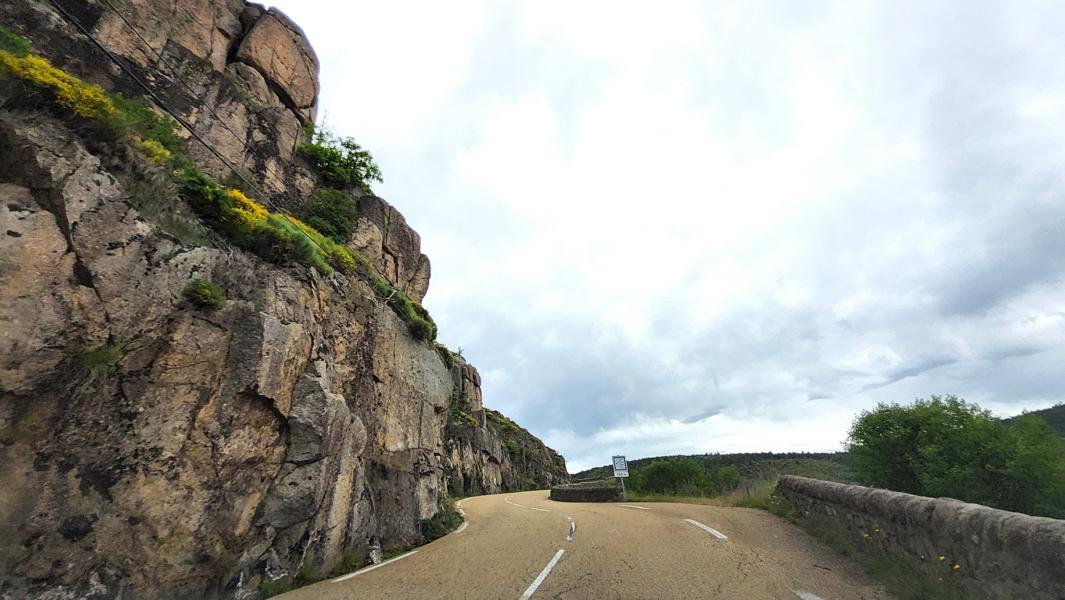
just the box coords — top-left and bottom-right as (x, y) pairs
(455, 505), (468, 533)
(567, 521), (576, 542)
(619, 504), (650, 510)
(684, 518), (728, 540)
(519, 549), (565, 600)
(330, 550), (418, 583)
(794, 592), (827, 600)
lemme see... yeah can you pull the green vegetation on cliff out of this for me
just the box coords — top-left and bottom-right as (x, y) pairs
(0, 33), (439, 341)
(296, 186), (358, 243)
(298, 123), (382, 191)
(182, 279), (225, 309)
(0, 25), (32, 57)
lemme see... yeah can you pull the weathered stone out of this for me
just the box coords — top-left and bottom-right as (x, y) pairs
(257, 464), (320, 529)
(227, 62), (275, 108)
(778, 476), (1065, 600)
(354, 195), (432, 302)
(94, 0), (245, 71)
(0, 4), (568, 598)
(0, 0), (319, 202)
(233, 8), (319, 117)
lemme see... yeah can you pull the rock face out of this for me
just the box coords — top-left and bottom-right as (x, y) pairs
(0, 3), (568, 599)
(0, 0), (435, 308)
(352, 195), (432, 303)
(1, 0), (316, 204)
(444, 358), (569, 497)
(234, 8), (319, 122)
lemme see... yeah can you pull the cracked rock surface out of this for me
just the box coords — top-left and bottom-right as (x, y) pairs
(0, 2), (569, 598)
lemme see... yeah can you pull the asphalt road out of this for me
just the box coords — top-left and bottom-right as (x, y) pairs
(280, 490), (893, 600)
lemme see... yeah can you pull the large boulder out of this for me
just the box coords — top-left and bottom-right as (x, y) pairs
(233, 7), (320, 121)
(352, 195), (432, 303)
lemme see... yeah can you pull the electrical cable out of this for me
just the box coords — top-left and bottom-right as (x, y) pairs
(46, 0), (336, 259)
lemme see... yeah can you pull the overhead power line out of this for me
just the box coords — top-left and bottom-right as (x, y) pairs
(46, 0), (337, 260)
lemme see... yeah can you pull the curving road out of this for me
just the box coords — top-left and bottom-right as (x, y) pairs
(280, 490), (893, 600)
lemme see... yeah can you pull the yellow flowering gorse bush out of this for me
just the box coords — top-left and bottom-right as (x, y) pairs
(0, 51), (115, 119)
(136, 138), (172, 164)
(226, 188), (269, 229)
(0, 30), (437, 342)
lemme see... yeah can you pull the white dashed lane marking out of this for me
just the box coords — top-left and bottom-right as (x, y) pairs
(684, 518), (728, 540)
(519, 549), (565, 600)
(619, 504), (651, 510)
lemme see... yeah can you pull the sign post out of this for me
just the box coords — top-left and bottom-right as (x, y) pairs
(612, 455), (629, 501)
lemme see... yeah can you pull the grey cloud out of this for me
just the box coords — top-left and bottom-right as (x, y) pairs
(281, 0), (1065, 470)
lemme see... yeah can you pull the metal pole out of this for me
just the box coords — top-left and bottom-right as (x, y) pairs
(620, 476), (627, 502)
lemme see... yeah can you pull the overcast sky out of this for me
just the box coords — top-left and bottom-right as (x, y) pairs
(270, 0), (1065, 473)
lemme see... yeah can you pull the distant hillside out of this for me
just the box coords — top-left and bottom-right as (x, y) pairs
(1005, 404), (1065, 436)
(573, 451), (851, 484)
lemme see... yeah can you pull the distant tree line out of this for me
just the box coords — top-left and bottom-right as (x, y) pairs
(629, 457), (741, 496)
(572, 451), (848, 481)
(847, 395), (1065, 519)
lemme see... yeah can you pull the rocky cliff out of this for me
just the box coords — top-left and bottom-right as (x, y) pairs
(0, 2), (567, 599)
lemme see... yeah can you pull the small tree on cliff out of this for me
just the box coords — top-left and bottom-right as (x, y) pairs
(846, 395), (1065, 518)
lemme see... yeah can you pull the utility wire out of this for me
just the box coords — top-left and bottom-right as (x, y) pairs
(96, 0), (276, 162)
(46, 0), (337, 261)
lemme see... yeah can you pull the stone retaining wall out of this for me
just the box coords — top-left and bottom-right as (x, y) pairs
(550, 480), (623, 502)
(778, 475), (1065, 600)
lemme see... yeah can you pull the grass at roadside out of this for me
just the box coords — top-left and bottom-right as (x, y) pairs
(625, 478), (795, 518)
(796, 515), (969, 600)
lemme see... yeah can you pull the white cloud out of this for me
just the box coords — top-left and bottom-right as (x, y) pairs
(271, 0), (1065, 473)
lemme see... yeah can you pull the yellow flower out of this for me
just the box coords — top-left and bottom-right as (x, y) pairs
(952, 564), (961, 571)
(938, 555), (946, 561)
(136, 138), (171, 164)
(281, 213), (321, 239)
(226, 188), (268, 229)
(0, 51), (116, 119)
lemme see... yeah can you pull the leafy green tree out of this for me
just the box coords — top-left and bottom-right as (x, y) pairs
(994, 416), (1065, 517)
(847, 395), (1065, 518)
(634, 457), (712, 495)
(297, 124), (382, 191)
(714, 464), (741, 492)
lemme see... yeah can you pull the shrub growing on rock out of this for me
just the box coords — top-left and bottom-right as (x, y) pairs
(183, 279), (225, 309)
(297, 124), (382, 191)
(74, 340), (126, 374)
(298, 187), (358, 243)
(418, 498), (463, 543)
(0, 26), (32, 57)
(0, 50), (115, 119)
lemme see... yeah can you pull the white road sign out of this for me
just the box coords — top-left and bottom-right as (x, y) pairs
(612, 455), (629, 478)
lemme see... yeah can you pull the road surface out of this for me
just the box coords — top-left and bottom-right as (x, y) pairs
(280, 490), (893, 600)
